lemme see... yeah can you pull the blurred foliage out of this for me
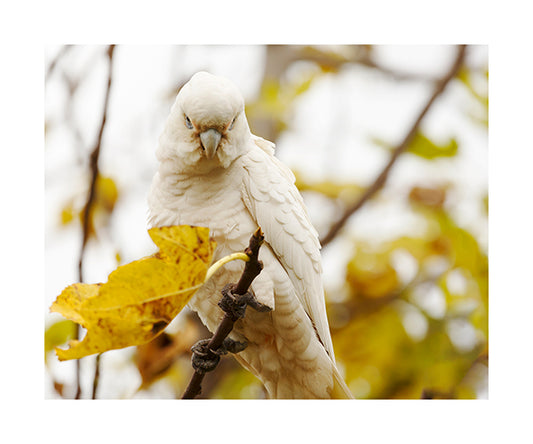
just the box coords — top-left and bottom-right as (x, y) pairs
(329, 185), (488, 399)
(246, 69), (320, 141)
(46, 45), (487, 399)
(374, 131), (459, 160)
(45, 319), (77, 364)
(407, 132), (459, 160)
(457, 66), (489, 127)
(61, 174), (118, 238)
(134, 318), (199, 390)
(294, 171), (364, 201)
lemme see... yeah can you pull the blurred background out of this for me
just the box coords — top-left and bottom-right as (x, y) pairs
(44, 44), (488, 399)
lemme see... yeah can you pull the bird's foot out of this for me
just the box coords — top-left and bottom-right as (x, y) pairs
(190, 339), (219, 374)
(222, 337), (248, 354)
(190, 337), (248, 374)
(218, 284), (272, 321)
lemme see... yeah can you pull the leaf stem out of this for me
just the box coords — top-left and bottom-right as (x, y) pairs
(205, 252), (249, 282)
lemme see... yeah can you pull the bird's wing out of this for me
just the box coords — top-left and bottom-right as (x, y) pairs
(241, 137), (335, 360)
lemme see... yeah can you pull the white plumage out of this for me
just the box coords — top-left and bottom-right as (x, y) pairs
(148, 72), (352, 399)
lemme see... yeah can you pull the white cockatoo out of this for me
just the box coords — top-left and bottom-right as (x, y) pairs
(148, 71), (353, 399)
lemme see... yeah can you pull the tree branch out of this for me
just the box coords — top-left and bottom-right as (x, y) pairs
(74, 44), (115, 399)
(320, 45), (467, 248)
(45, 45), (72, 81)
(182, 228), (268, 399)
(78, 44), (116, 281)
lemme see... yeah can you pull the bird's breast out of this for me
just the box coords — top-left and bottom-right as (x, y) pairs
(158, 167), (256, 256)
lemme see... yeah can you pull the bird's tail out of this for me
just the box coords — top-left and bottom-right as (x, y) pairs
(331, 365), (354, 399)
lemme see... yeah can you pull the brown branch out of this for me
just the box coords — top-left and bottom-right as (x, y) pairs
(45, 45), (72, 81)
(91, 354), (102, 399)
(320, 45), (467, 248)
(182, 228), (268, 399)
(78, 44), (116, 281)
(74, 44), (115, 399)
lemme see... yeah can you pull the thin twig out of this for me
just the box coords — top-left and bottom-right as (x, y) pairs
(45, 45), (72, 81)
(320, 45), (467, 248)
(78, 44), (116, 281)
(357, 56), (441, 83)
(74, 44), (116, 399)
(91, 354), (101, 399)
(182, 228), (266, 399)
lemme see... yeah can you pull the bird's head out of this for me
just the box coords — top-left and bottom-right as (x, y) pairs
(158, 71), (250, 169)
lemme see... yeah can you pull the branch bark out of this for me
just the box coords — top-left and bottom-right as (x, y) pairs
(182, 228), (267, 399)
(74, 44), (115, 399)
(78, 44), (116, 282)
(45, 45), (72, 81)
(320, 45), (467, 248)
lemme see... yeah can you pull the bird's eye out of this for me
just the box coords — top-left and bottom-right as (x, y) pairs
(228, 116), (236, 131)
(185, 116), (193, 129)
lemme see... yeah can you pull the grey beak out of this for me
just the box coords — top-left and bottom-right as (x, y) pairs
(200, 129), (222, 159)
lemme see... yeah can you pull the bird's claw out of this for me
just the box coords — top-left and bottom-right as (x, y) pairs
(191, 278), (267, 375)
(242, 294), (272, 313)
(218, 284), (246, 319)
(222, 337), (248, 354)
(190, 337), (248, 374)
(218, 284), (272, 320)
(191, 339), (219, 374)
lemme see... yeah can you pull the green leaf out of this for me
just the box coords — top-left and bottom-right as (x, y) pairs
(408, 131), (459, 159)
(372, 131), (459, 160)
(45, 320), (77, 361)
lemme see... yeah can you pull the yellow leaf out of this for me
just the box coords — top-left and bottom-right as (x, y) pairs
(60, 204), (74, 225)
(51, 283), (99, 326)
(96, 175), (118, 212)
(346, 246), (400, 299)
(50, 226), (216, 361)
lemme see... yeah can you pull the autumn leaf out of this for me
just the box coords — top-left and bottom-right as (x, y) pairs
(50, 225), (216, 361)
(135, 318), (199, 389)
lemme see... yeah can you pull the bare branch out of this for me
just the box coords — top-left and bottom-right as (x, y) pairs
(182, 228), (268, 399)
(78, 44), (116, 282)
(45, 45), (72, 81)
(320, 45), (467, 247)
(356, 56), (441, 83)
(74, 44), (116, 399)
